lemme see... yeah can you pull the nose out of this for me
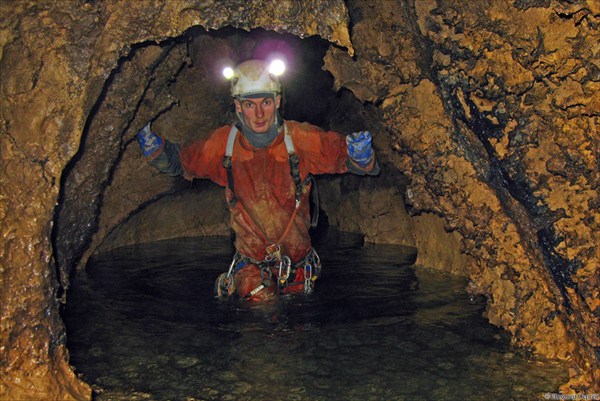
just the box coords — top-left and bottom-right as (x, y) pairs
(255, 104), (264, 118)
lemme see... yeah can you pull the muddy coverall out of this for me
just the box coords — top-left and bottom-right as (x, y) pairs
(149, 120), (379, 299)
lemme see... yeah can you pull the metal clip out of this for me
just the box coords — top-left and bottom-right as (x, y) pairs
(265, 243), (282, 262)
(278, 256), (291, 286)
(259, 265), (273, 288)
(310, 248), (321, 281)
(215, 254), (241, 298)
(225, 255), (238, 279)
(304, 264), (313, 293)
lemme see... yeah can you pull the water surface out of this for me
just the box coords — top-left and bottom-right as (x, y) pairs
(63, 235), (567, 401)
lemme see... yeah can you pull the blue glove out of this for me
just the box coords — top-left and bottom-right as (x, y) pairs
(346, 131), (373, 168)
(136, 123), (163, 157)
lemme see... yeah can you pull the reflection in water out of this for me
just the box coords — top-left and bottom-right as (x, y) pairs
(63, 235), (567, 401)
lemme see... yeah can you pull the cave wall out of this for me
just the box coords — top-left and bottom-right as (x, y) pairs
(324, 0), (599, 390)
(1, 0), (598, 399)
(0, 1), (353, 399)
(321, 88), (473, 273)
(76, 32), (235, 261)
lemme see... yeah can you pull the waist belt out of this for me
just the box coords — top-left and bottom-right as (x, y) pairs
(222, 248), (322, 299)
(235, 247), (320, 270)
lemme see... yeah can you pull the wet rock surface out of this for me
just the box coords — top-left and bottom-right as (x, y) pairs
(0, 0), (598, 399)
(323, 0), (599, 391)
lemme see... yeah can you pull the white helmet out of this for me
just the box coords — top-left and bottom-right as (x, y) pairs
(223, 59), (285, 99)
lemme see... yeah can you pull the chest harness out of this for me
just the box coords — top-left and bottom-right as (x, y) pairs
(215, 123), (321, 299)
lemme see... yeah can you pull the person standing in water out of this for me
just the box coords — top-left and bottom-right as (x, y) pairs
(136, 58), (379, 301)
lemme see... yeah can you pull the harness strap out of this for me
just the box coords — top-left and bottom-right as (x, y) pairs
(283, 124), (295, 153)
(223, 123), (311, 207)
(222, 123), (319, 253)
(222, 125), (239, 207)
(308, 175), (319, 229)
(283, 124), (319, 227)
(284, 124), (313, 206)
(225, 125), (238, 156)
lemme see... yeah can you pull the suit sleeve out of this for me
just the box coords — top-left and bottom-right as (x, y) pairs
(147, 139), (183, 177)
(293, 122), (349, 175)
(178, 126), (229, 186)
(293, 122), (379, 176)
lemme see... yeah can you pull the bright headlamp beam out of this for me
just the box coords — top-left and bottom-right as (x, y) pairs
(269, 59), (285, 76)
(222, 66), (234, 80)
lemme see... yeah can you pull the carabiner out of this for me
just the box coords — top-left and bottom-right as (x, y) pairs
(225, 255), (238, 279)
(278, 256), (291, 286)
(304, 264), (313, 293)
(259, 265), (274, 288)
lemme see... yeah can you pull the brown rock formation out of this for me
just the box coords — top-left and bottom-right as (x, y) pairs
(0, 0), (597, 399)
(324, 0), (599, 391)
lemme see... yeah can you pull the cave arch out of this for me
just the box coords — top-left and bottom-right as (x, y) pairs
(0, 2), (359, 398)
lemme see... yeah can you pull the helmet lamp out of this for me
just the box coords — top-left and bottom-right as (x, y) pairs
(268, 59), (286, 77)
(222, 66), (234, 80)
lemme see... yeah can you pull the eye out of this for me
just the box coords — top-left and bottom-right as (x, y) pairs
(263, 99), (272, 106)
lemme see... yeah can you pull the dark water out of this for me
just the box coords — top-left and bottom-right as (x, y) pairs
(63, 235), (567, 401)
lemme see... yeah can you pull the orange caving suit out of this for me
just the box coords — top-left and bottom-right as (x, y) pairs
(151, 120), (378, 299)
(181, 120), (350, 263)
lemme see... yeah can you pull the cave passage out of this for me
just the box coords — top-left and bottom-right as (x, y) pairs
(63, 234), (567, 400)
(57, 26), (569, 400)
(3, 1), (599, 398)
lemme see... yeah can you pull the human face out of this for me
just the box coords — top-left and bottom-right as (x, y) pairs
(234, 95), (281, 134)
